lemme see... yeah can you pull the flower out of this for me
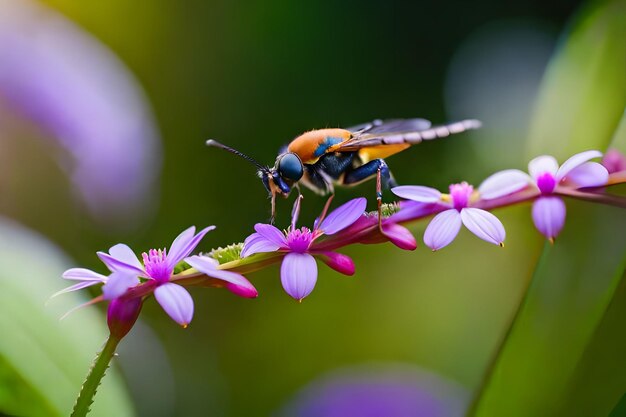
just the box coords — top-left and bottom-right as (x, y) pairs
(279, 365), (466, 417)
(478, 150), (608, 241)
(60, 226), (257, 327)
(602, 148), (626, 174)
(0, 0), (161, 225)
(241, 197), (367, 301)
(392, 183), (505, 251)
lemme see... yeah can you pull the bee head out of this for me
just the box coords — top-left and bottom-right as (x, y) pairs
(261, 152), (303, 197)
(206, 139), (302, 222)
(275, 152), (304, 182)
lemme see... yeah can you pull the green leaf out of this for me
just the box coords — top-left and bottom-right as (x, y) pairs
(526, 0), (626, 159)
(552, 111), (626, 416)
(557, 270), (626, 415)
(472, 204), (626, 416)
(609, 393), (626, 417)
(608, 112), (626, 151)
(471, 0), (626, 415)
(0, 220), (134, 416)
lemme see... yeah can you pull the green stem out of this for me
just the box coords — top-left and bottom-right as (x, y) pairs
(466, 242), (552, 416)
(71, 334), (121, 417)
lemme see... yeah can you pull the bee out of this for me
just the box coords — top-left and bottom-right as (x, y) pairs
(207, 118), (481, 222)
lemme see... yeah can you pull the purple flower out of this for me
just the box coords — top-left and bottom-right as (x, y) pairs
(478, 150), (608, 240)
(0, 0), (161, 225)
(602, 148), (626, 174)
(279, 365), (467, 417)
(241, 197), (366, 301)
(60, 226), (257, 327)
(392, 183), (506, 251)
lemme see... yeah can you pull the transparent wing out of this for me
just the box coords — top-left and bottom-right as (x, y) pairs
(336, 119), (482, 152)
(344, 118), (431, 135)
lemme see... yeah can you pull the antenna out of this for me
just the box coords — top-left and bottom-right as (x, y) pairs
(206, 139), (269, 172)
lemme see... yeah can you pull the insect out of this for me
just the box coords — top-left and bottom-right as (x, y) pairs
(207, 118), (481, 223)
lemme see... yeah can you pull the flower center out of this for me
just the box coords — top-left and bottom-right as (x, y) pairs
(449, 182), (473, 210)
(536, 172), (556, 195)
(286, 227), (314, 253)
(142, 248), (172, 283)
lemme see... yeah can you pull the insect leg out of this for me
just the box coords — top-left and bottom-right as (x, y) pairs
(376, 167), (383, 231)
(342, 159), (393, 188)
(270, 192), (276, 224)
(342, 159), (393, 232)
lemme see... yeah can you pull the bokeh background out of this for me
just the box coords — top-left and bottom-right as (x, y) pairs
(2, 0), (625, 416)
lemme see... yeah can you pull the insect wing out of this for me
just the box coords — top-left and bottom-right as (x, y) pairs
(363, 118), (432, 134)
(344, 118), (431, 135)
(336, 119), (481, 151)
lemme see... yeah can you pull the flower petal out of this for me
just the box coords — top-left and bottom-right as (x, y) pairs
(318, 198), (367, 235)
(281, 252), (318, 301)
(154, 283), (194, 327)
(291, 195), (304, 229)
(62, 268), (107, 282)
(241, 232), (281, 258)
(532, 196), (566, 240)
(51, 280), (102, 298)
(423, 209), (462, 251)
(529, 155), (559, 180)
(254, 223), (288, 246)
(101, 271), (140, 300)
(381, 222), (417, 250)
(391, 186), (442, 202)
(478, 169), (531, 200)
(185, 255), (258, 298)
(317, 251), (355, 276)
(224, 282), (259, 299)
(108, 244), (143, 270)
(0, 0), (161, 223)
(167, 225), (216, 268)
(389, 201), (441, 223)
(556, 150), (603, 181)
(562, 162), (609, 188)
(460, 208), (505, 246)
(167, 226), (195, 256)
(97, 251), (145, 275)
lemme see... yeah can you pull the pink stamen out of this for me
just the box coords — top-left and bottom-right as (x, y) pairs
(142, 248), (171, 283)
(449, 182), (473, 210)
(286, 227), (315, 253)
(536, 172), (556, 195)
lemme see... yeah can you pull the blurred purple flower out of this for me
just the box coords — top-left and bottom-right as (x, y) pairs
(279, 365), (468, 417)
(393, 183), (505, 251)
(479, 150), (608, 240)
(241, 197), (366, 301)
(60, 226), (257, 327)
(602, 148), (626, 174)
(0, 0), (161, 225)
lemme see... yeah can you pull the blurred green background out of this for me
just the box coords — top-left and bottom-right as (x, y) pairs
(4, 0), (626, 416)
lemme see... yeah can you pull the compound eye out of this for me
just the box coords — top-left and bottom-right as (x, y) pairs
(277, 153), (303, 181)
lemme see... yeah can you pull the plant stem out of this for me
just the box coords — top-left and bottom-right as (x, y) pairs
(558, 188), (626, 208)
(71, 334), (120, 417)
(466, 242), (552, 416)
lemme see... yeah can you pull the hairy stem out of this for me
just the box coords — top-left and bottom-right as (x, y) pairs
(71, 335), (120, 417)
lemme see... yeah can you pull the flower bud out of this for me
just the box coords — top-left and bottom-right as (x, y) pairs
(107, 297), (142, 339)
(602, 149), (626, 174)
